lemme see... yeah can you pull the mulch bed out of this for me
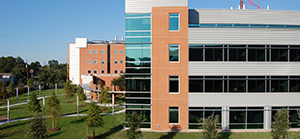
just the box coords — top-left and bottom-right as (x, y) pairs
(66, 101), (74, 103)
(86, 135), (101, 139)
(47, 128), (61, 132)
(78, 105), (86, 108)
(100, 108), (110, 111)
(0, 114), (8, 122)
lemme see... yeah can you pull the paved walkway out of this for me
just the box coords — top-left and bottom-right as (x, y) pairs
(0, 91), (125, 125)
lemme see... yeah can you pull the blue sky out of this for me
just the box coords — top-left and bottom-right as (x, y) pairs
(0, 0), (299, 65)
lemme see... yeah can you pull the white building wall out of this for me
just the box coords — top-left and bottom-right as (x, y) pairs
(69, 38), (87, 85)
(125, 0), (187, 13)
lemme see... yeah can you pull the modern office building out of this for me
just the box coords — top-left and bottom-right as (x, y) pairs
(68, 38), (125, 93)
(125, 0), (300, 131)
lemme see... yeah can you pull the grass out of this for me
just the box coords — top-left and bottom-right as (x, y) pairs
(0, 113), (300, 139)
(0, 89), (124, 120)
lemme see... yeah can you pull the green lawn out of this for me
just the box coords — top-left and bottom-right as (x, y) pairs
(0, 113), (300, 139)
(0, 89), (124, 120)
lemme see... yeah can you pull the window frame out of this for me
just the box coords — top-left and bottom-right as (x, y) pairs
(101, 50), (105, 54)
(94, 60), (97, 64)
(114, 60), (118, 64)
(88, 50), (91, 54)
(115, 50), (118, 54)
(94, 50), (97, 54)
(88, 60), (91, 64)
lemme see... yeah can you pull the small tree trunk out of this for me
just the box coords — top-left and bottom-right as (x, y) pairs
(52, 108), (54, 129)
(93, 126), (95, 137)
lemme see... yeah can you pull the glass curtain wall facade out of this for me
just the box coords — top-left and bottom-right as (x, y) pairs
(125, 13), (152, 128)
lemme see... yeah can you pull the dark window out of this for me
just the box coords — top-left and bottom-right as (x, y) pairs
(205, 77), (223, 92)
(101, 70), (104, 74)
(229, 76), (246, 92)
(94, 70), (97, 74)
(271, 76), (288, 92)
(290, 78), (300, 92)
(189, 48), (203, 61)
(125, 79), (150, 91)
(189, 78), (203, 92)
(248, 77), (265, 92)
(271, 46), (288, 61)
(248, 45), (265, 61)
(120, 70), (123, 73)
(88, 70), (91, 74)
(169, 107), (179, 123)
(229, 45), (246, 61)
(205, 48), (223, 61)
(290, 46), (300, 61)
(114, 70), (118, 74)
(169, 76), (179, 93)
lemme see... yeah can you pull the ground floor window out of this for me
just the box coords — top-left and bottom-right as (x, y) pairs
(189, 107), (222, 129)
(125, 110), (151, 128)
(229, 107), (264, 129)
(272, 106), (300, 128)
(169, 107), (179, 124)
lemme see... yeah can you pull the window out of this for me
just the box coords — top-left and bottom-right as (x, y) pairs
(271, 76), (288, 92)
(120, 50), (124, 54)
(115, 50), (118, 54)
(229, 45), (246, 61)
(189, 48), (203, 61)
(290, 46), (300, 61)
(101, 70), (104, 74)
(189, 76), (203, 92)
(94, 70), (97, 74)
(126, 78), (151, 91)
(205, 76), (223, 92)
(271, 45), (288, 61)
(248, 76), (265, 92)
(290, 76), (300, 92)
(248, 45), (265, 61)
(102, 60), (105, 64)
(169, 45), (179, 62)
(94, 60), (97, 64)
(169, 107), (179, 124)
(115, 60), (118, 64)
(205, 48), (223, 61)
(88, 60), (91, 64)
(115, 70), (118, 74)
(94, 50), (97, 54)
(189, 107), (222, 129)
(120, 70), (123, 73)
(88, 70), (91, 74)
(229, 107), (264, 129)
(229, 76), (246, 92)
(169, 13), (179, 31)
(88, 50), (91, 54)
(101, 50), (105, 54)
(169, 76), (179, 93)
(120, 60), (123, 64)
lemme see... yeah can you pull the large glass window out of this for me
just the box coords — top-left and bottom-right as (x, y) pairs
(169, 13), (179, 31)
(126, 17), (151, 31)
(125, 79), (150, 91)
(126, 49), (151, 62)
(229, 45), (246, 61)
(248, 45), (265, 61)
(189, 76), (203, 92)
(229, 107), (264, 129)
(169, 107), (179, 124)
(248, 76), (265, 92)
(205, 48), (223, 61)
(229, 76), (246, 92)
(290, 46), (300, 61)
(271, 45), (288, 61)
(189, 107), (222, 129)
(94, 50), (97, 54)
(169, 76), (179, 93)
(205, 76), (223, 92)
(189, 48), (203, 61)
(290, 76), (300, 92)
(169, 45), (179, 62)
(271, 107), (300, 128)
(271, 76), (288, 92)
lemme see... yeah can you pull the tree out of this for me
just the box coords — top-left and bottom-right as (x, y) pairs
(199, 113), (220, 139)
(63, 81), (75, 102)
(97, 79), (103, 88)
(111, 75), (125, 91)
(39, 68), (56, 88)
(77, 86), (86, 106)
(27, 78), (34, 90)
(126, 111), (144, 139)
(98, 86), (110, 108)
(271, 109), (290, 139)
(7, 81), (15, 97)
(46, 92), (61, 130)
(0, 81), (7, 100)
(48, 60), (59, 69)
(17, 80), (24, 94)
(85, 102), (103, 137)
(28, 93), (42, 115)
(26, 114), (47, 139)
